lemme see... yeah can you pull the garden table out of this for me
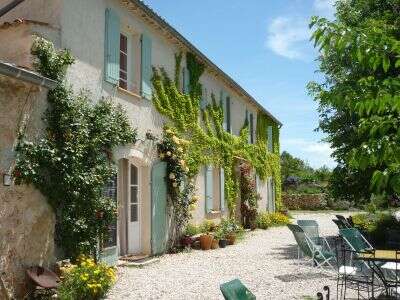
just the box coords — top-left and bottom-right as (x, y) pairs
(357, 250), (400, 299)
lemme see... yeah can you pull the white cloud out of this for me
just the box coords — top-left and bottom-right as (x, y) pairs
(313, 0), (336, 18)
(281, 138), (336, 169)
(266, 17), (311, 60)
(265, 0), (336, 60)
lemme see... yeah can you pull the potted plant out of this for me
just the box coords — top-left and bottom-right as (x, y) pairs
(211, 236), (219, 249)
(215, 228), (227, 248)
(199, 233), (213, 250)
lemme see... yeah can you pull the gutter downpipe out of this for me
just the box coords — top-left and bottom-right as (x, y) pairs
(0, 62), (57, 89)
(0, 0), (25, 18)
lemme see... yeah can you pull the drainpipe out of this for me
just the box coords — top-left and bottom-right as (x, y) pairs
(0, 0), (25, 18)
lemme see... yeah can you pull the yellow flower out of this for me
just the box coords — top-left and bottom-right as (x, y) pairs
(172, 136), (180, 145)
(179, 159), (185, 166)
(177, 147), (183, 153)
(94, 269), (100, 275)
(159, 153), (165, 159)
(166, 151), (172, 156)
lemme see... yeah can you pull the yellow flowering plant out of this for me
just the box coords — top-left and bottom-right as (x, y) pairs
(58, 255), (116, 300)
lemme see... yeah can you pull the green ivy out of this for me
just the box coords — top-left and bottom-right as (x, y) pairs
(151, 52), (282, 222)
(13, 38), (137, 259)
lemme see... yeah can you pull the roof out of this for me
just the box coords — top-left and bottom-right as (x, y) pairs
(128, 0), (282, 126)
(0, 60), (57, 89)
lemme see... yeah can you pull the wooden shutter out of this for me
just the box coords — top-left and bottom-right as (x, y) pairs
(183, 67), (190, 94)
(249, 113), (254, 144)
(104, 8), (120, 85)
(205, 166), (213, 213)
(220, 90), (227, 130)
(220, 168), (225, 212)
(226, 96), (231, 133)
(141, 33), (152, 100)
(200, 87), (207, 110)
(267, 126), (273, 152)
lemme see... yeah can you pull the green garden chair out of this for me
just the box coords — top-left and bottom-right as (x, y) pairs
(297, 220), (332, 251)
(287, 224), (336, 269)
(339, 228), (373, 253)
(220, 279), (256, 300)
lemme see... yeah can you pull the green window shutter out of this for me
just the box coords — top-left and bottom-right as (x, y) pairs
(200, 87), (207, 110)
(267, 126), (273, 152)
(141, 33), (152, 100)
(205, 165), (213, 213)
(220, 90), (227, 131)
(104, 8), (120, 85)
(226, 96), (231, 133)
(249, 112), (254, 144)
(220, 168), (225, 212)
(183, 67), (190, 94)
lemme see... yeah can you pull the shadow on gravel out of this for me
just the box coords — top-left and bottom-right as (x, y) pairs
(272, 245), (298, 260)
(275, 272), (332, 282)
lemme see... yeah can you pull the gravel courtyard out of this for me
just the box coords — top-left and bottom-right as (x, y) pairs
(106, 212), (352, 300)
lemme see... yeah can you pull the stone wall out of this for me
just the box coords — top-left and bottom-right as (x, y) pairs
(282, 193), (327, 211)
(0, 75), (55, 299)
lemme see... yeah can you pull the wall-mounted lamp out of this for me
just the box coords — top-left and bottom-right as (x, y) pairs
(3, 174), (12, 186)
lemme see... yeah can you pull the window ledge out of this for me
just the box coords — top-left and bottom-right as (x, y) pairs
(117, 87), (142, 100)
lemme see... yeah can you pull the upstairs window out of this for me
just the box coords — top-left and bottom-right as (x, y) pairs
(119, 33), (128, 90)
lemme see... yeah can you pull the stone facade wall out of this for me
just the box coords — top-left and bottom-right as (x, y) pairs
(0, 75), (55, 299)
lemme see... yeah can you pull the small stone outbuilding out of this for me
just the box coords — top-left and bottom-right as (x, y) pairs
(0, 61), (56, 299)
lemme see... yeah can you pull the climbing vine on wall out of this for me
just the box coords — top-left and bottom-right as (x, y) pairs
(151, 52), (282, 230)
(13, 38), (137, 259)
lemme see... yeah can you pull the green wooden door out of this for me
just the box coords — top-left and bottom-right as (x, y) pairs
(151, 161), (168, 255)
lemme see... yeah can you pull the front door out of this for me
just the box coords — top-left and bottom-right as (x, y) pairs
(128, 163), (141, 254)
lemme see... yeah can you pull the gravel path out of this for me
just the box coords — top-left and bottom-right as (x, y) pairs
(106, 212), (353, 300)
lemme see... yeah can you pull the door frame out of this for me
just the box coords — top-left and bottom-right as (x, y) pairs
(127, 161), (141, 254)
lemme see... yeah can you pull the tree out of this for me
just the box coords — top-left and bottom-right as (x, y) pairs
(308, 0), (400, 202)
(280, 151), (314, 182)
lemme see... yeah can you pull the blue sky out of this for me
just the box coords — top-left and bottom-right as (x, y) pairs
(143, 0), (336, 169)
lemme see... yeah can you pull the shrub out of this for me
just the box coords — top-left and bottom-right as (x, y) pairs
(352, 211), (400, 248)
(58, 255), (116, 300)
(256, 212), (291, 229)
(199, 220), (216, 233)
(256, 213), (272, 229)
(184, 223), (199, 236)
(218, 218), (244, 239)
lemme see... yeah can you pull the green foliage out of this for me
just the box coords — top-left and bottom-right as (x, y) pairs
(256, 212), (291, 229)
(218, 218), (245, 239)
(157, 128), (197, 234)
(308, 0), (400, 202)
(352, 211), (400, 247)
(152, 52), (282, 220)
(239, 163), (259, 229)
(184, 223), (200, 236)
(58, 255), (116, 300)
(13, 38), (137, 258)
(199, 219), (217, 233)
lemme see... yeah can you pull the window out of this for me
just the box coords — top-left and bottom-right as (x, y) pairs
(130, 165), (139, 222)
(119, 33), (128, 90)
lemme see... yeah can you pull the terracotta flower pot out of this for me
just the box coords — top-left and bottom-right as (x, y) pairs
(227, 234), (236, 245)
(219, 239), (228, 248)
(199, 234), (213, 250)
(211, 239), (219, 249)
